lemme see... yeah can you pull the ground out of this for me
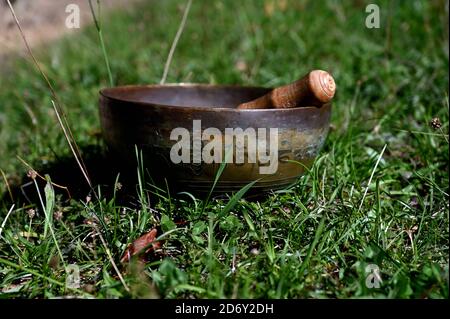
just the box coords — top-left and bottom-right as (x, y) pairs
(0, 0), (448, 298)
(0, 0), (135, 57)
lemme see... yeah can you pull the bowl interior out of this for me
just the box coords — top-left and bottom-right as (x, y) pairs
(100, 84), (271, 108)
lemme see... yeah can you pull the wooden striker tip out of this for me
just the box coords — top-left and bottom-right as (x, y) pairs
(309, 70), (336, 103)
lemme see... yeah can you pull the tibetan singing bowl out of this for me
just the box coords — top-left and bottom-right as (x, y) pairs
(99, 84), (331, 194)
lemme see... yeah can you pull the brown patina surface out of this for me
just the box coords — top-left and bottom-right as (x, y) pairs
(100, 84), (331, 194)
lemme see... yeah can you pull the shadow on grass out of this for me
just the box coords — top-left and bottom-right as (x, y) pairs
(2, 144), (270, 207)
(2, 144), (142, 206)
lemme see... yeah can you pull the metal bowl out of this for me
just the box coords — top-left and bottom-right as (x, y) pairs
(99, 84), (331, 194)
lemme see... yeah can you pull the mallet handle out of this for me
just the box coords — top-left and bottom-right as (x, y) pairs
(237, 70), (335, 109)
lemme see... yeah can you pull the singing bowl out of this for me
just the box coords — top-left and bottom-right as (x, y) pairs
(99, 84), (331, 194)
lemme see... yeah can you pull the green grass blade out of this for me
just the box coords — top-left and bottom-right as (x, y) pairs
(222, 179), (260, 216)
(298, 215), (326, 276)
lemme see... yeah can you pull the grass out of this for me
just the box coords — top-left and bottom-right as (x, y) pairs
(0, 0), (448, 298)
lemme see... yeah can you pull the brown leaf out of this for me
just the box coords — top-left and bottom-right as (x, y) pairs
(120, 228), (161, 263)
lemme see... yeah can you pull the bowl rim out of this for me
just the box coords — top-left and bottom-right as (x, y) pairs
(99, 83), (330, 113)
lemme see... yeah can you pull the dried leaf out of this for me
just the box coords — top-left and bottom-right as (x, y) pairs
(120, 228), (161, 263)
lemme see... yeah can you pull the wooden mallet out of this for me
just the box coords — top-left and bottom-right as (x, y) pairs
(237, 70), (336, 109)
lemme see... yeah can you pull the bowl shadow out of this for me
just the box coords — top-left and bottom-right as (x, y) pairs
(2, 144), (271, 207)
